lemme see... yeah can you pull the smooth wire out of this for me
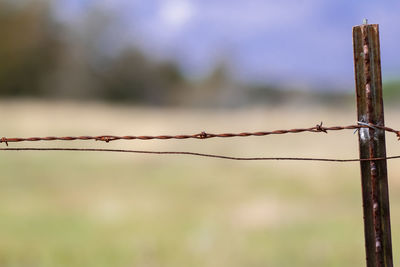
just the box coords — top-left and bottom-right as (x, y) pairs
(1, 147), (400, 163)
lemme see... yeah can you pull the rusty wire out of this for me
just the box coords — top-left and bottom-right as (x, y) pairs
(2, 147), (400, 163)
(0, 122), (399, 146)
(1, 122), (400, 162)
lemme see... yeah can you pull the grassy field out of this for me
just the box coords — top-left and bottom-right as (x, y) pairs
(1, 100), (400, 266)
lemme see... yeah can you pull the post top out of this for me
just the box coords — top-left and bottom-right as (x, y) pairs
(352, 18), (380, 28)
(352, 23), (379, 30)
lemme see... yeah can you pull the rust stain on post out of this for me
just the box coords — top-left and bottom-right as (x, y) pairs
(353, 23), (393, 267)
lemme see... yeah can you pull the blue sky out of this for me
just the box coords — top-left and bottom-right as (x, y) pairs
(52, 0), (400, 90)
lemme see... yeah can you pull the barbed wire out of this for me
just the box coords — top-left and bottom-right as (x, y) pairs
(2, 147), (400, 162)
(1, 122), (399, 162)
(1, 122), (399, 146)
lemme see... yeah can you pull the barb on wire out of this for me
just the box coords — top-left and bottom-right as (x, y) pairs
(1, 137), (8, 146)
(0, 122), (399, 145)
(316, 122), (328, 133)
(1, 147), (400, 163)
(358, 121), (379, 131)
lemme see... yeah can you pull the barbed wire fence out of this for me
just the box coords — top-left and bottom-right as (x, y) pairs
(0, 122), (400, 162)
(0, 22), (396, 267)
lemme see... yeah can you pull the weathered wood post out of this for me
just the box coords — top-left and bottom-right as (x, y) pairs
(353, 22), (393, 267)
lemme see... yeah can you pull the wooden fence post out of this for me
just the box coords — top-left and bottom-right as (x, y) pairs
(353, 22), (393, 267)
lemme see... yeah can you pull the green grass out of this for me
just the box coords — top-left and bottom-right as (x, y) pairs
(0, 152), (376, 267)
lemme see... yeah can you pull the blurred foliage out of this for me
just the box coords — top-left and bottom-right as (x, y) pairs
(246, 84), (354, 107)
(0, 1), (356, 107)
(94, 50), (185, 105)
(0, 1), (62, 96)
(0, 1), (186, 105)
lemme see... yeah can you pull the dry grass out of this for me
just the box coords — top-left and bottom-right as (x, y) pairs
(1, 100), (400, 266)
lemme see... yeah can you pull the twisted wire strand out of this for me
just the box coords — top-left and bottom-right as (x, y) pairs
(1, 123), (399, 146)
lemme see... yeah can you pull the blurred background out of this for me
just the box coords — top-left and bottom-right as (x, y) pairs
(2, 0), (400, 266)
(1, 0), (400, 106)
